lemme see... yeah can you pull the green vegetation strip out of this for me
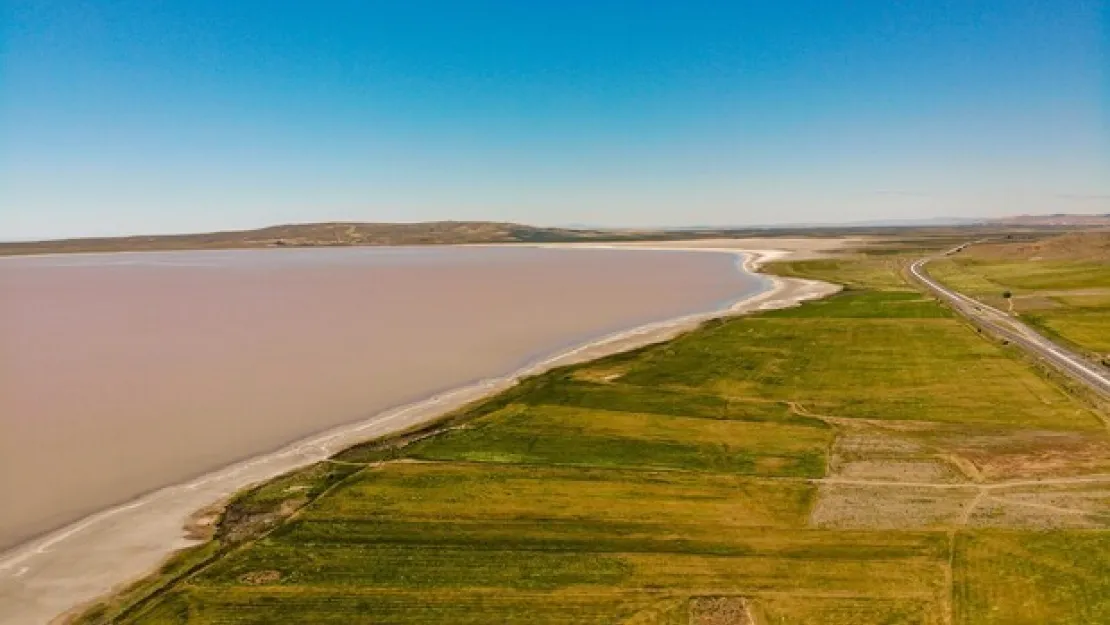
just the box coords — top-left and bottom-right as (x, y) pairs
(78, 249), (1110, 625)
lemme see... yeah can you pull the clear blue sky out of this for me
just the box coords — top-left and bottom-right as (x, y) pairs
(2, 1), (1107, 238)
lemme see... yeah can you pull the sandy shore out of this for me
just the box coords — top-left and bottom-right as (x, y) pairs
(0, 241), (841, 625)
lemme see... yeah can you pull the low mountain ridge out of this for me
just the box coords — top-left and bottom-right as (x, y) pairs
(973, 230), (1110, 262)
(0, 221), (632, 256)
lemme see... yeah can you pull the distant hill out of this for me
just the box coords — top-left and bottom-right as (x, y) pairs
(970, 230), (1110, 262)
(0, 220), (904, 257)
(990, 213), (1110, 227)
(4, 213), (1107, 258)
(0, 222), (657, 256)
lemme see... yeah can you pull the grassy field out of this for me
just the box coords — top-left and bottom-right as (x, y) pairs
(928, 232), (1110, 359)
(76, 242), (1110, 625)
(954, 531), (1110, 624)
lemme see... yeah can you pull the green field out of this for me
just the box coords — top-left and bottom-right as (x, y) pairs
(954, 531), (1110, 625)
(77, 244), (1110, 625)
(928, 235), (1110, 359)
(400, 404), (831, 477)
(767, 256), (914, 291)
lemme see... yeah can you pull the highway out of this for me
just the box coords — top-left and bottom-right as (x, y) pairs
(909, 246), (1110, 400)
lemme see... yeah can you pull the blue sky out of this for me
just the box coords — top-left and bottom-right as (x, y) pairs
(2, 1), (1107, 238)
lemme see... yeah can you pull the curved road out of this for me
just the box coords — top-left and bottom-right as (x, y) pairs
(909, 246), (1110, 400)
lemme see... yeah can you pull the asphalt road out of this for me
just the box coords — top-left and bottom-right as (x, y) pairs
(909, 246), (1110, 400)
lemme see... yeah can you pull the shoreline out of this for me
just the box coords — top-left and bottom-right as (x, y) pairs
(0, 246), (839, 625)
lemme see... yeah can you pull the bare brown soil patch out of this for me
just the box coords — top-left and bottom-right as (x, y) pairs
(572, 364), (631, 384)
(826, 419), (982, 481)
(183, 502), (226, 541)
(967, 480), (1110, 529)
(238, 570), (282, 585)
(953, 431), (1110, 480)
(810, 483), (977, 529)
(969, 496), (1107, 529)
(837, 460), (963, 483)
(690, 596), (754, 625)
(220, 497), (307, 544)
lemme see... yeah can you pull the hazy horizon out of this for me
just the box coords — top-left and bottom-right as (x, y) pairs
(2, 213), (1093, 245)
(3, 1), (1108, 239)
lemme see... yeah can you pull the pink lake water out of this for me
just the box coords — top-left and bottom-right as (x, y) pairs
(0, 245), (762, 551)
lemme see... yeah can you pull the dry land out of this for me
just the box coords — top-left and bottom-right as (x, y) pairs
(928, 231), (1110, 362)
(66, 236), (1110, 625)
